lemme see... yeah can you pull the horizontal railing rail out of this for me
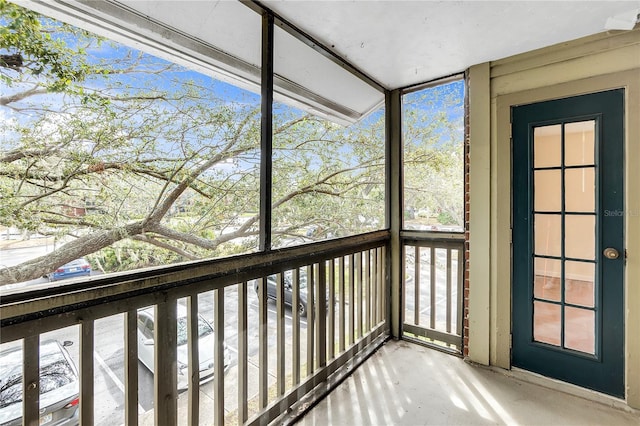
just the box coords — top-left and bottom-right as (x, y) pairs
(400, 231), (465, 354)
(0, 231), (389, 426)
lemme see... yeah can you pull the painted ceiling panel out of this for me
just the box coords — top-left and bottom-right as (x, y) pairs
(263, 0), (640, 88)
(274, 26), (384, 118)
(117, 0), (262, 69)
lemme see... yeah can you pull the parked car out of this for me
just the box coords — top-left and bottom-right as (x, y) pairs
(0, 340), (79, 426)
(254, 271), (329, 317)
(136, 305), (231, 390)
(45, 259), (91, 282)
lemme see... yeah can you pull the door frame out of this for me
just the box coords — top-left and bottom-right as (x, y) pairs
(511, 90), (625, 396)
(493, 70), (640, 406)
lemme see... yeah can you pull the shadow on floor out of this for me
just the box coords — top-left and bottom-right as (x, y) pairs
(296, 340), (639, 425)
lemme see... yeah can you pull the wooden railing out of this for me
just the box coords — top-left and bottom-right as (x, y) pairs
(401, 231), (465, 353)
(0, 231), (389, 426)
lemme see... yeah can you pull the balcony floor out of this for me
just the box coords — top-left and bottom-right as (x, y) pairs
(296, 340), (640, 425)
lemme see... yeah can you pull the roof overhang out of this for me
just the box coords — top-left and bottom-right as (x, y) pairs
(18, 0), (385, 125)
(14, 1), (640, 125)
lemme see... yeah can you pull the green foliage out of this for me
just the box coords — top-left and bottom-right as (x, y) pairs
(0, 4), (464, 284)
(0, 0), (106, 91)
(88, 242), (182, 273)
(402, 81), (465, 228)
(269, 107), (386, 242)
(437, 211), (456, 226)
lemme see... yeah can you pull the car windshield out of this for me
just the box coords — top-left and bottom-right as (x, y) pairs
(176, 316), (213, 346)
(0, 342), (76, 408)
(66, 259), (84, 267)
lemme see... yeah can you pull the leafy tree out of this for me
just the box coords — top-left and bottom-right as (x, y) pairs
(402, 82), (465, 228)
(0, 3), (378, 284)
(0, 3), (460, 285)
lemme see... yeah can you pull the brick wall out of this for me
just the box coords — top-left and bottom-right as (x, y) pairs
(463, 72), (471, 357)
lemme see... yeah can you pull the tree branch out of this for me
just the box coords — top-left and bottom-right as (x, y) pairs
(0, 221), (146, 285)
(132, 235), (198, 260)
(0, 85), (48, 106)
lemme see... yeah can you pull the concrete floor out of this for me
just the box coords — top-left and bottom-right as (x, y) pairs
(296, 340), (640, 426)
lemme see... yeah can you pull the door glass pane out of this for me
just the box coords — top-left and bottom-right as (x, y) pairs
(533, 301), (561, 346)
(565, 168), (595, 212)
(565, 121), (595, 166)
(565, 306), (595, 354)
(534, 214), (561, 257)
(534, 257), (561, 302)
(565, 215), (595, 260)
(534, 124), (561, 168)
(565, 261), (595, 307)
(534, 170), (561, 211)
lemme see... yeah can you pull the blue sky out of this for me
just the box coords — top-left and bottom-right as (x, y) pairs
(2, 7), (463, 164)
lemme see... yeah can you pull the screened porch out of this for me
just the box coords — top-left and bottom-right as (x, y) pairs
(2, 1), (640, 425)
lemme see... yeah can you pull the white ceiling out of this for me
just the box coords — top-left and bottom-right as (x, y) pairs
(18, 0), (640, 123)
(262, 0), (640, 89)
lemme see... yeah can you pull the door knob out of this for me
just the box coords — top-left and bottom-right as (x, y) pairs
(603, 247), (619, 259)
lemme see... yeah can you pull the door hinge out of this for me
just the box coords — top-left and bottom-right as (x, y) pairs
(509, 333), (513, 349)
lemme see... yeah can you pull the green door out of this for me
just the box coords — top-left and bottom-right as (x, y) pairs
(512, 89), (624, 397)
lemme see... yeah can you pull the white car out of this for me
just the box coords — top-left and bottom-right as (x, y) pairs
(136, 305), (230, 390)
(0, 340), (79, 426)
